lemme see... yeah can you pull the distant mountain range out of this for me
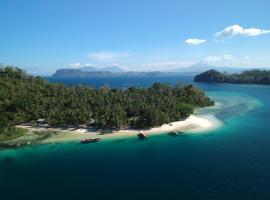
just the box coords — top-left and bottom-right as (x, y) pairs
(52, 69), (166, 78)
(79, 66), (125, 73)
(52, 63), (247, 78)
(170, 62), (245, 74)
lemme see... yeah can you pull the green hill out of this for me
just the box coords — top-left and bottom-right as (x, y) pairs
(194, 69), (270, 84)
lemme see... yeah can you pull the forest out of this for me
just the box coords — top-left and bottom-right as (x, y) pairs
(194, 69), (270, 84)
(0, 67), (214, 135)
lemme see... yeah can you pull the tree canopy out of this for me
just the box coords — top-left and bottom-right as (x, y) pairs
(194, 69), (270, 84)
(0, 67), (214, 133)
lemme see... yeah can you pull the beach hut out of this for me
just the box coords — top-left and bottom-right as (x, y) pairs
(37, 119), (46, 126)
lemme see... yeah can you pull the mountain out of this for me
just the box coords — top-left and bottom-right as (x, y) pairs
(79, 66), (99, 72)
(171, 63), (213, 73)
(52, 69), (114, 78)
(52, 64), (250, 78)
(101, 66), (125, 73)
(74, 66), (125, 73)
(52, 69), (167, 78)
(194, 69), (226, 83)
(171, 62), (244, 74)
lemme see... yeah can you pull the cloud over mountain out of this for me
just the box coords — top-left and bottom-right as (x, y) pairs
(69, 62), (81, 68)
(203, 54), (235, 63)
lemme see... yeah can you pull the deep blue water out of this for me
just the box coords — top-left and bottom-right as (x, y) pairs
(1, 76), (270, 200)
(46, 75), (193, 88)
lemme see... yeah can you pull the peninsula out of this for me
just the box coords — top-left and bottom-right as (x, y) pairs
(194, 69), (270, 84)
(0, 66), (217, 147)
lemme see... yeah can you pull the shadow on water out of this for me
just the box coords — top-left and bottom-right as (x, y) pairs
(76, 142), (100, 145)
(113, 138), (128, 143)
(132, 138), (148, 144)
(215, 103), (248, 121)
(1, 155), (15, 165)
(178, 134), (188, 138)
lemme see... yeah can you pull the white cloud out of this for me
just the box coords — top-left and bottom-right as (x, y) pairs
(244, 56), (251, 60)
(203, 54), (235, 63)
(110, 63), (120, 67)
(202, 55), (260, 67)
(89, 51), (130, 62)
(223, 54), (234, 61)
(215, 25), (270, 40)
(69, 62), (81, 68)
(185, 38), (206, 45)
(144, 61), (178, 68)
(85, 63), (97, 67)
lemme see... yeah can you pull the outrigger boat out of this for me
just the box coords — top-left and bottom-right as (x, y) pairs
(137, 131), (148, 139)
(80, 137), (101, 144)
(168, 131), (184, 136)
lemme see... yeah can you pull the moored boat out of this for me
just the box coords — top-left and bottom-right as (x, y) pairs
(80, 137), (101, 144)
(8, 143), (21, 148)
(168, 131), (179, 136)
(168, 131), (184, 136)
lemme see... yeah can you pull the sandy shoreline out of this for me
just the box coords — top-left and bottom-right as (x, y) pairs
(16, 114), (222, 144)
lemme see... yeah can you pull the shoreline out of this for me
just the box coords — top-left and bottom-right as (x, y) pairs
(13, 114), (222, 145)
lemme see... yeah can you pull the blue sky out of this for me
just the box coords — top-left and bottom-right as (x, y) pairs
(0, 0), (270, 75)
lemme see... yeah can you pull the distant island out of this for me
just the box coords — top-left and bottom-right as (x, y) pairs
(52, 63), (245, 78)
(0, 66), (216, 147)
(52, 68), (168, 78)
(194, 69), (270, 85)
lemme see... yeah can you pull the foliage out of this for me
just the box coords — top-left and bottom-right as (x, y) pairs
(0, 127), (27, 141)
(194, 69), (270, 84)
(0, 67), (214, 133)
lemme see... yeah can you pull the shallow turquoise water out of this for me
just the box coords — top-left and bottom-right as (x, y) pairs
(1, 77), (270, 200)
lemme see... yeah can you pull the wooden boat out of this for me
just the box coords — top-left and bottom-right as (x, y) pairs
(80, 137), (101, 144)
(168, 131), (179, 136)
(8, 143), (21, 148)
(168, 131), (184, 136)
(137, 132), (148, 139)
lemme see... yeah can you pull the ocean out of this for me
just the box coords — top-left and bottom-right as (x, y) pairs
(1, 75), (270, 199)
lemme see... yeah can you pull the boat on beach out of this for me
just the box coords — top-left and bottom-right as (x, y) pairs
(8, 143), (21, 148)
(137, 131), (148, 139)
(80, 137), (101, 144)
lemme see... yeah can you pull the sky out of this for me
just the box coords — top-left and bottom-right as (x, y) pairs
(0, 0), (270, 75)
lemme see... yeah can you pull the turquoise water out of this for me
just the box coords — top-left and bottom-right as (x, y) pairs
(1, 76), (270, 199)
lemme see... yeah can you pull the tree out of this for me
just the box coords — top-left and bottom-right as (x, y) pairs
(0, 113), (9, 133)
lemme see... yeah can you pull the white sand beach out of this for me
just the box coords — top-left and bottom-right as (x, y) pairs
(17, 114), (222, 144)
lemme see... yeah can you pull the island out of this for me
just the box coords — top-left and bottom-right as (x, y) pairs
(0, 66), (218, 148)
(194, 69), (270, 84)
(52, 68), (167, 78)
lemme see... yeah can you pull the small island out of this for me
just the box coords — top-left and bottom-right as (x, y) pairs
(194, 69), (270, 84)
(0, 67), (217, 148)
